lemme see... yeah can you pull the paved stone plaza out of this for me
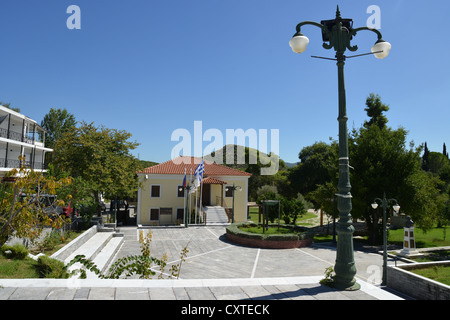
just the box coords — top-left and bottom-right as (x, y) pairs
(114, 226), (387, 282)
(0, 226), (408, 300)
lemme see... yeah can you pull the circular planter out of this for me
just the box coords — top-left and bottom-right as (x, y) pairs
(225, 223), (313, 249)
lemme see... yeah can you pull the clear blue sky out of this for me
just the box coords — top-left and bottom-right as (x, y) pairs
(0, 0), (448, 164)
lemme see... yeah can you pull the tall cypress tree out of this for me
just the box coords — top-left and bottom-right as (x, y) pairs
(422, 142), (430, 171)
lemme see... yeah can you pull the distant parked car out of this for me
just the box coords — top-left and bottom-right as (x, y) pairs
(62, 202), (74, 217)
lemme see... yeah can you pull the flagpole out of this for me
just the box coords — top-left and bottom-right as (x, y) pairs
(189, 168), (192, 225)
(199, 157), (204, 224)
(200, 178), (204, 224)
(195, 185), (198, 224)
(183, 168), (187, 228)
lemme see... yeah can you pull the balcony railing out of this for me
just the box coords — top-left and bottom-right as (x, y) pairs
(0, 127), (43, 146)
(0, 158), (49, 171)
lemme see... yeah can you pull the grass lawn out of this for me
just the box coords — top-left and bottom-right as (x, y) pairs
(0, 229), (84, 279)
(388, 226), (450, 248)
(311, 226), (450, 248)
(0, 255), (40, 279)
(410, 265), (450, 286)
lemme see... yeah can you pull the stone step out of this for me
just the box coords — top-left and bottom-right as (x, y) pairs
(204, 206), (229, 225)
(64, 232), (113, 274)
(86, 236), (124, 278)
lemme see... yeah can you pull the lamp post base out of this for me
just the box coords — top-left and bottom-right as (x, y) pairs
(333, 217), (360, 291)
(332, 279), (361, 291)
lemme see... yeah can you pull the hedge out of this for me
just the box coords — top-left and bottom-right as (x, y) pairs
(1, 244), (29, 260)
(226, 223), (314, 242)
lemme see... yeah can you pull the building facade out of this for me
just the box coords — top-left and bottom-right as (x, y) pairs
(137, 156), (252, 226)
(0, 105), (52, 178)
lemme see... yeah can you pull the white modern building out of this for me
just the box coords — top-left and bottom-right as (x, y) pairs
(0, 105), (52, 178)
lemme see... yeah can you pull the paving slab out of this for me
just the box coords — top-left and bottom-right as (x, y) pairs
(46, 288), (77, 300)
(299, 283), (351, 300)
(8, 287), (51, 300)
(0, 287), (16, 300)
(149, 287), (177, 300)
(73, 287), (90, 300)
(173, 287), (190, 300)
(115, 287), (150, 300)
(185, 286), (216, 300)
(239, 285), (274, 300)
(208, 286), (249, 300)
(88, 287), (116, 300)
(273, 284), (314, 300)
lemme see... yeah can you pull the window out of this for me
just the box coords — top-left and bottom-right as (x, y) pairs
(151, 185), (161, 198)
(160, 208), (172, 216)
(176, 208), (184, 222)
(150, 208), (159, 221)
(177, 185), (184, 198)
(225, 185), (233, 198)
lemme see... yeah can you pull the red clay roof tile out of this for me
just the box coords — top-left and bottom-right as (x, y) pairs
(137, 156), (252, 177)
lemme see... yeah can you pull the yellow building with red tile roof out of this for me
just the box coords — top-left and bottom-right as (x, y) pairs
(137, 156), (251, 226)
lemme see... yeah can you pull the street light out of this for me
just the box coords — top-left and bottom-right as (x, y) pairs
(290, 6), (391, 291)
(225, 184), (242, 223)
(372, 193), (400, 286)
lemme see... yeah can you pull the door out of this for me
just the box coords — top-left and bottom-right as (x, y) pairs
(202, 184), (211, 206)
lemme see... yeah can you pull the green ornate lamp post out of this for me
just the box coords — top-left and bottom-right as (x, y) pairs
(371, 194), (400, 286)
(289, 6), (391, 290)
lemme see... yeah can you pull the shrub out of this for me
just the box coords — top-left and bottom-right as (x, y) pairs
(1, 244), (29, 260)
(227, 223), (314, 241)
(36, 255), (70, 278)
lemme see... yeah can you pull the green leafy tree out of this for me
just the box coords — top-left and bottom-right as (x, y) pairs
(40, 108), (77, 149)
(350, 95), (444, 243)
(288, 141), (338, 196)
(52, 121), (140, 216)
(308, 182), (338, 230)
(0, 161), (72, 248)
(363, 93), (389, 129)
(289, 94), (446, 243)
(350, 124), (421, 243)
(427, 151), (450, 183)
(281, 196), (306, 225)
(402, 170), (447, 230)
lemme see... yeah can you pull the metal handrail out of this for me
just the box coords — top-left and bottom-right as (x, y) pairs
(0, 158), (48, 170)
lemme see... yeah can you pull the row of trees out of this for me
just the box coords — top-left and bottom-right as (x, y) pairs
(40, 109), (142, 218)
(0, 105), (142, 248)
(2, 94), (449, 246)
(244, 93), (450, 244)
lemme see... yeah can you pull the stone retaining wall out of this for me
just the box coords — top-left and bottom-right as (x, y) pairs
(51, 225), (97, 261)
(387, 261), (450, 300)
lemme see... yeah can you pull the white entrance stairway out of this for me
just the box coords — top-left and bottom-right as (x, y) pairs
(51, 225), (124, 279)
(204, 206), (229, 225)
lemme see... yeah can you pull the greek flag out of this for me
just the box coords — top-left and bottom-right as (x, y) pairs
(194, 160), (205, 182)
